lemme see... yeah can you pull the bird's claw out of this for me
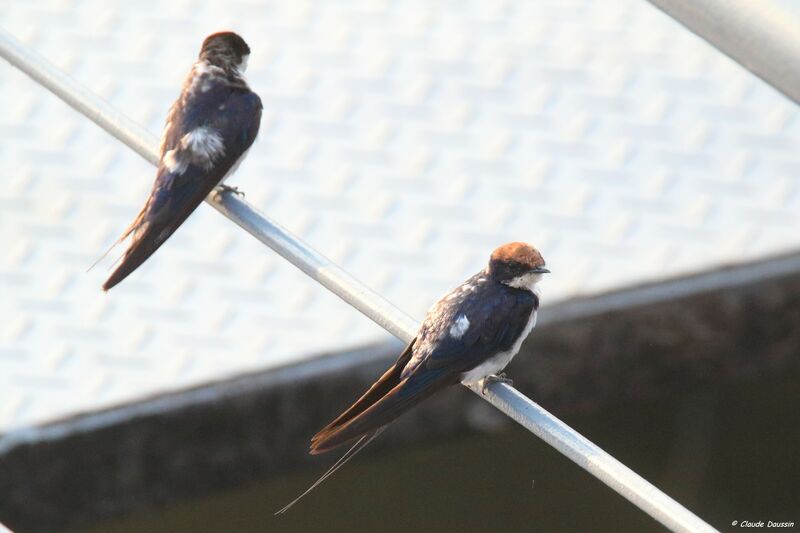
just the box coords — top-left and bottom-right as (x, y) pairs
(215, 184), (245, 198)
(481, 373), (513, 394)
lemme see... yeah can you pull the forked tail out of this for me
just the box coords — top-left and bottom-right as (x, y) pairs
(274, 427), (385, 515)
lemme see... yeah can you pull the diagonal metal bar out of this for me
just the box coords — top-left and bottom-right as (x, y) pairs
(0, 28), (717, 533)
(645, 0), (800, 105)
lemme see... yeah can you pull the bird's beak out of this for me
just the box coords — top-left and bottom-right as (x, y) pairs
(531, 266), (550, 274)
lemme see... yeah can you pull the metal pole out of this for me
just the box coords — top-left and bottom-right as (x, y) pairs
(0, 28), (717, 532)
(645, 0), (800, 105)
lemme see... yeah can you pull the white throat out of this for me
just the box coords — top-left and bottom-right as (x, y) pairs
(503, 272), (543, 293)
(237, 54), (249, 74)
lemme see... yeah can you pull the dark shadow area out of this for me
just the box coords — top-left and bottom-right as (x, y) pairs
(76, 371), (800, 533)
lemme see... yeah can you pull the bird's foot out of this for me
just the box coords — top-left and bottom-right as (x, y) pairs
(215, 184), (245, 199)
(481, 373), (513, 394)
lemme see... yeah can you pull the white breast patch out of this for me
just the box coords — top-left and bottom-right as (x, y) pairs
(460, 309), (537, 385)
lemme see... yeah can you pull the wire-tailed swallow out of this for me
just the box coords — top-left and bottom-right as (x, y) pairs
(276, 242), (549, 513)
(99, 31), (262, 291)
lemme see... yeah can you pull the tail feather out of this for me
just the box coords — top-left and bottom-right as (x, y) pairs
(101, 224), (169, 291)
(102, 206), (179, 291)
(275, 427), (384, 515)
(313, 339), (416, 440)
(283, 340), (458, 511)
(101, 185), (204, 291)
(310, 367), (454, 455)
(87, 206), (149, 275)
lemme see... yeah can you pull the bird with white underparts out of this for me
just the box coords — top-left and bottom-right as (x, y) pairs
(276, 241), (550, 514)
(97, 31), (262, 291)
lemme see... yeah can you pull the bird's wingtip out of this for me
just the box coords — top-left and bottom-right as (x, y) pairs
(308, 427), (341, 455)
(101, 276), (119, 292)
(308, 436), (326, 455)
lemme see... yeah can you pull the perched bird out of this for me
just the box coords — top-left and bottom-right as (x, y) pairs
(276, 241), (549, 513)
(98, 31), (262, 291)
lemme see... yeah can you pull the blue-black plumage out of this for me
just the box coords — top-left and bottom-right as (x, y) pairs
(275, 242), (549, 514)
(310, 242), (549, 454)
(101, 32), (262, 291)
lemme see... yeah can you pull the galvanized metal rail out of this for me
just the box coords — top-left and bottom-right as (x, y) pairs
(0, 28), (717, 532)
(645, 0), (800, 105)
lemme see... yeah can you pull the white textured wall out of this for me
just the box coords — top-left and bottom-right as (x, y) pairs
(1, 0), (799, 431)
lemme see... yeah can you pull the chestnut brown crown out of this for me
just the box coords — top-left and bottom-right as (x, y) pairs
(487, 242), (549, 282)
(199, 32), (250, 66)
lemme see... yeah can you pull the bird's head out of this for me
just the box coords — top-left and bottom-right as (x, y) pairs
(487, 242), (550, 290)
(200, 32), (251, 73)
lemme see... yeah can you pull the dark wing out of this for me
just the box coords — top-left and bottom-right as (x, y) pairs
(309, 364), (458, 454)
(418, 286), (537, 375)
(310, 284), (536, 454)
(317, 339), (416, 432)
(102, 87), (262, 291)
(310, 339), (415, 454)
